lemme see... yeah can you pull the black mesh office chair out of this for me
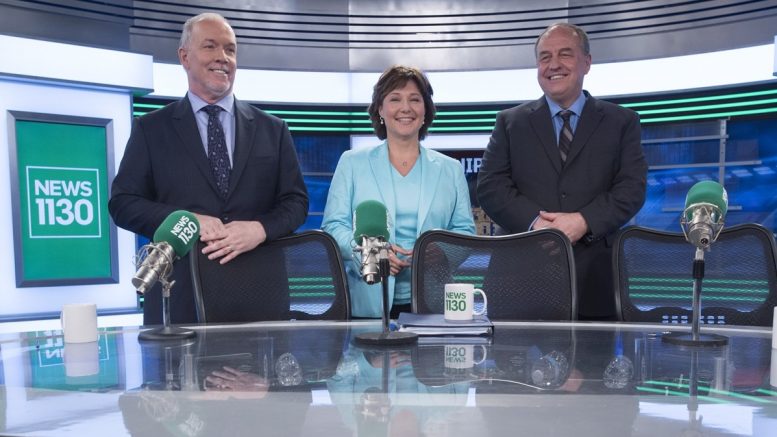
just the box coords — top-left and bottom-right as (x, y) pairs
(411, 229), (577, 321)
(190, 230), (350, 323)
(613, 224), (777, 326)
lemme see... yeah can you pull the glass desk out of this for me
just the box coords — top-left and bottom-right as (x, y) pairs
(0, 321), (775, 436)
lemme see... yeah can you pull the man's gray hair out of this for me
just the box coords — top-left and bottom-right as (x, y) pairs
(534, 22), (590, 57)
(179, 13), (231, 49)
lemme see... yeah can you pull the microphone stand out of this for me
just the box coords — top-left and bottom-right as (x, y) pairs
(380, 256), (391, 335)
(139, 252), (196, 342)
(355, 350), (392, 435)
(681, 350), (704, 437)
(663, 247), (727, 347)
(355, 243), (418, 346)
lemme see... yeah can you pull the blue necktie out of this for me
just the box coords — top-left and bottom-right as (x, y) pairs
(558, 110), (573, 163)
(203, 105), (231, 198)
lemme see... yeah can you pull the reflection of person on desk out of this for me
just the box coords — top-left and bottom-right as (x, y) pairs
(124, 327), (345, 436)
(327, 343), (482, 436)
(202, 366), (269, 395)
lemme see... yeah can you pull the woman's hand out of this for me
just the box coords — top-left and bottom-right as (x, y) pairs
(388, 244), (412, 276)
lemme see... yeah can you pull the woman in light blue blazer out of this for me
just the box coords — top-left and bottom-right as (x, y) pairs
(322, 65), (475, 318)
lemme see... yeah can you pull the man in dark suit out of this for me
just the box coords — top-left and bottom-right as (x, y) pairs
(109, 13), (308, 324)
(477, 23), (647, 320)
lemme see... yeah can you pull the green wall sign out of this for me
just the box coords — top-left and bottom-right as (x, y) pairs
(9, 111), (118, 286)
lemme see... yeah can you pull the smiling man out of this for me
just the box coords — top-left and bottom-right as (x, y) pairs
(477, 23), (647, 320)
(109, 13), (308, 324)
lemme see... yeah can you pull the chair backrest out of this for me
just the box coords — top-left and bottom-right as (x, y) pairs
(411, 229), (577, 321)
(190, 230), (350, 323)
(613, 224), (777, 326)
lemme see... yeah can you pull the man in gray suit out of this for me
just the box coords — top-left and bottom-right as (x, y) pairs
(477, 23), (647, 320)
(110, 13), (308, 324)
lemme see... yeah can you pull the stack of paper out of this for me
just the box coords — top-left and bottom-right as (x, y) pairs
(396, 313), (494, 336)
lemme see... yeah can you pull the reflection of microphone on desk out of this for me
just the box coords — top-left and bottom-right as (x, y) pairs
(356, 386), (391, 436)
(681, 351), (704, 437)
(355, 350), (393, 436)
(129, 339), (199, 434)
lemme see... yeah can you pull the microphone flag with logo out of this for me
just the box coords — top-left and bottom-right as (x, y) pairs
(133, 210), (200, 295)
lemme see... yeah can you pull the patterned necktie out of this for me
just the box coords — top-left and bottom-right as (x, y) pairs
(203, 105), (231, 199)
(558, 109), (574, 163)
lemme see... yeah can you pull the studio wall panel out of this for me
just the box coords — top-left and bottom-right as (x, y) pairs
(2, 0), (776, 72)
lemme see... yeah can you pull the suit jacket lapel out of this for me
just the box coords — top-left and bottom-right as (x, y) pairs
(230, 98), (256, 197)
(564, 95), (603, 166)
(416, 147), (441, 234)
(172, 97), (222, 196)
(528, 98), (563, 174)
(368, 143), (397, 239)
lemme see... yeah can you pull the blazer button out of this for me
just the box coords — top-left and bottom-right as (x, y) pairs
(561, 192), (567, 199)
(221, 216), (230, 222)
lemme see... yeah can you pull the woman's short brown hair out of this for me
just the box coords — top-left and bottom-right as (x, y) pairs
(367, 65), (436, 141)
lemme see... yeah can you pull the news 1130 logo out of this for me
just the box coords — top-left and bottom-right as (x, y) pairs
(25, 166), (102, 238)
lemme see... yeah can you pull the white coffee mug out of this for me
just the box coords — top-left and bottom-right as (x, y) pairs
(444, 283), (487, 321)
(60, 303), (98, 343)
(64, 341), (99, 377)
(444, 344), (487, 370)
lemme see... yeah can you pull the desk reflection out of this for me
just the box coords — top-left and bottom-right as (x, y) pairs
(121, 325), (346, 436)
(327, 337), (477, 437)
(0, 322), (774, 436)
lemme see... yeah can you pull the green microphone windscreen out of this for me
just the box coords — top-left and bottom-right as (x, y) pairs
(353, 200), (389, 241)
(684, 180), (728, 221)
(153, 210), (200, 257)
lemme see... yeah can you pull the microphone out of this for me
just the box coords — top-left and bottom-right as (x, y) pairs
(681, 181), (728, 250)
(133, 211), (200, 295)
(351, 201), (417, 346)
(352, 200), (391, 285)
(663, 181), (729, 347)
